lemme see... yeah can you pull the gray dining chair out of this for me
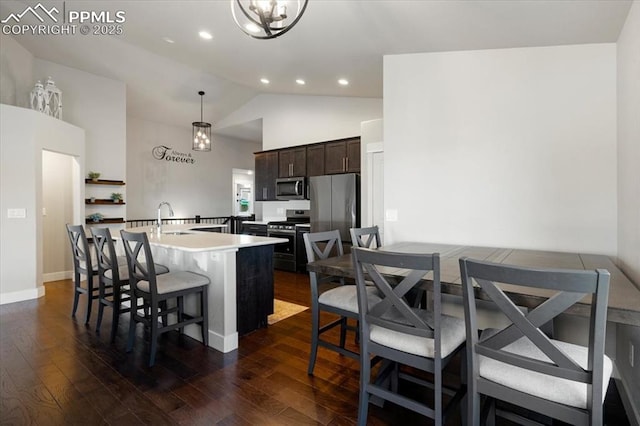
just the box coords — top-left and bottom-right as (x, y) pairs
(121, 230), (210, 366)
(66, 224), (99, 324)
(303, 230), (382, 375)
(352, 247), (466, 426)
(459, 257), (612, 425)
(350, 226), (381, 249)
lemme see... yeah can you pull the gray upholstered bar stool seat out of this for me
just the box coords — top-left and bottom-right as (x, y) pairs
(459, 257), (612, 425)
(121, 230), (210, 367)
(303, 230), (381, 375)
(91, 227), (169, 342)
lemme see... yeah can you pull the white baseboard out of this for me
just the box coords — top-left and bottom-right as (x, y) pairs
(43, 271), (72, 282)
(0, 286), (45, 305)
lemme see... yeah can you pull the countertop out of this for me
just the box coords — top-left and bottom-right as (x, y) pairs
(125, 224), (287, 252)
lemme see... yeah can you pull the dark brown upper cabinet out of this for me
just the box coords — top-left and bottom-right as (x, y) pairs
(255, 151), (278, 201)
(306, 144), (325, 177)
(325, 138), (360, 174)
(278, 147), (307, 178)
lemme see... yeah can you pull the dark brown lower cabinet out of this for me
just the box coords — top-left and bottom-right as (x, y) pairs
(236, 245), (274, 335)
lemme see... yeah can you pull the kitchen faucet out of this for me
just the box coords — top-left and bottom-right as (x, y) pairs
(157, 202), (174, 233)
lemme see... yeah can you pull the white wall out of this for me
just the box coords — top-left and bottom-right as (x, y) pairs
(126, 116), (260, 219)
(1, 105), (84, 304)
(617, 1), (640, 287)
(217, 94), (382, 150)
(383, 44), (617, 255)
(615, 3), (640, 423)
(0, 33), (33, 108)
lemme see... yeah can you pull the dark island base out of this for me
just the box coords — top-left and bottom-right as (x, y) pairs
(236, 245), (275, 336)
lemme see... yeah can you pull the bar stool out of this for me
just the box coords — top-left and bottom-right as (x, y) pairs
(91, 227), (169, 342)
(120, 230), (210, 366)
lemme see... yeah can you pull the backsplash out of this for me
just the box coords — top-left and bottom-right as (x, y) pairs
(257, 199), (311, 222)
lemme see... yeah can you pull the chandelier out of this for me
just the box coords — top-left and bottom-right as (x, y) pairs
(192, 91), (211, 152)
(231, 0), (308, 40)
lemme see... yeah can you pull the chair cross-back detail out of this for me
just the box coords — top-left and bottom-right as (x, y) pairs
(120, 230), (210, 367)
(303, 230), (382, 375)
(350, 226), (381, 249)
(352, 248), (466, 426)
(66, 224), (99, 324)
(459, 257), (612, 426)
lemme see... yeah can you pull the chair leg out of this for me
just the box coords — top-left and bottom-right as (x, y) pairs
(357, 345), (371, 426)
(71, 273), (80, 317)
(149, 304), (159, 367)
(126, 294), (137, 353)
(339, 317), (347, 348)
(84, 275), (94, 324)
(110, 286), (121, 343)
(177, 296), (184, 335)
(201, 286), (208, 346)
(308, 302), (320, 375)
(96, 280), (105, 333)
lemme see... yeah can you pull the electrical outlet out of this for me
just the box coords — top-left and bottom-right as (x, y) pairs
(630, 343), (635, 368)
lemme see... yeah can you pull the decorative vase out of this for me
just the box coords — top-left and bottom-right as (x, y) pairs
(30, 81), (45, 113)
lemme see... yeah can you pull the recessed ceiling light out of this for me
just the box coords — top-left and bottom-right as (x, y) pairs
(338, 78), (349, 86)
(162, 37), (175, 44)
(296, 79), (306, 85)
(260, 78), (270, 84)
(199, 31), (213, 40)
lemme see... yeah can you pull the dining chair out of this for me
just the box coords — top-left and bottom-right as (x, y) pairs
(303, 230), (382, 375)
(350, 226), (381, 249)
(120, 230), (210, 366)
(66, 224), (100, 324)
(91, 227), (169, 342)
(352, 247), (466, 426)
(459, 257), (612, 426)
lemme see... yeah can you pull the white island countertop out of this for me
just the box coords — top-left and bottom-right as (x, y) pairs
(126, 224), (287, 252)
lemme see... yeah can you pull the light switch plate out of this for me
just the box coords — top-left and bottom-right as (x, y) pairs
(7, 208), (27, 219)
(385, 209), (398, 222)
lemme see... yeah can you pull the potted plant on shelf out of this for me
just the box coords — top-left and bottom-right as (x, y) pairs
(88, 171), (101, 181)
(110, 192), (123, 203)
(87, 212), (104, 223)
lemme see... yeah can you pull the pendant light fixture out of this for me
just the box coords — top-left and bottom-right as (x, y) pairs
(231, 0), (308, 40)
(192, 91), (212, 152)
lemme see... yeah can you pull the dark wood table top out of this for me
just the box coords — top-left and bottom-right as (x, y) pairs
(306, 242), (640, 326)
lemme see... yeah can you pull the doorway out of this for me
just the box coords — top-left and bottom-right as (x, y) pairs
(232, 168), (255, 217)
(42, 150), (76, 282)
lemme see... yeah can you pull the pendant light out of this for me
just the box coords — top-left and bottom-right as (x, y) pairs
(231, 0), (308, 40)
(192, 91), (211, 151)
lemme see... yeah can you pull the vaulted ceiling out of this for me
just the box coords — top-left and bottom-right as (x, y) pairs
(1, 0), (633, 142)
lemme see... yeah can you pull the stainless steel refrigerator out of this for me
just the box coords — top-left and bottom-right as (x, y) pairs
(310, 173), (360, 244)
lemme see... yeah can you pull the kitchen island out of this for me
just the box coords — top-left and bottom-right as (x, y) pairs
(126, 225), (287, 353)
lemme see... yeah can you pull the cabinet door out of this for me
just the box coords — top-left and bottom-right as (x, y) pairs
(255, 151), (278, 201)
(279, 147), (307, 177)
(324, 141), (347, 174)
(346, 139), (361, 172)
(306, 144), (325, 176)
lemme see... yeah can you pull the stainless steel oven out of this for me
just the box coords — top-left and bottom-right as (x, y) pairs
(268, 210), (309, 272)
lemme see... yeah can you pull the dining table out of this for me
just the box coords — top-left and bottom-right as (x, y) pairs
(306, 242), (640, 327)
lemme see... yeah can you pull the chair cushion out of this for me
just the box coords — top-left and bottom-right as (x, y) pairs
(105, 263), (169, 281)
(318, 285), (381, 313)
(478, 333), (613, 409)
(137, 271), (209, 294)
(369, 309), (466, 359)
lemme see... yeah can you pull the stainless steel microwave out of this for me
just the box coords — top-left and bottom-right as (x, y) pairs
(276, 176), (307, 200)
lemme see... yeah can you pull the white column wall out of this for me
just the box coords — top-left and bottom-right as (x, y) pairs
(383, 44), (617, 255)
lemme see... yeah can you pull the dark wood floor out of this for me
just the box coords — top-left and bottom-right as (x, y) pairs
(0, 270), (630, 425)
